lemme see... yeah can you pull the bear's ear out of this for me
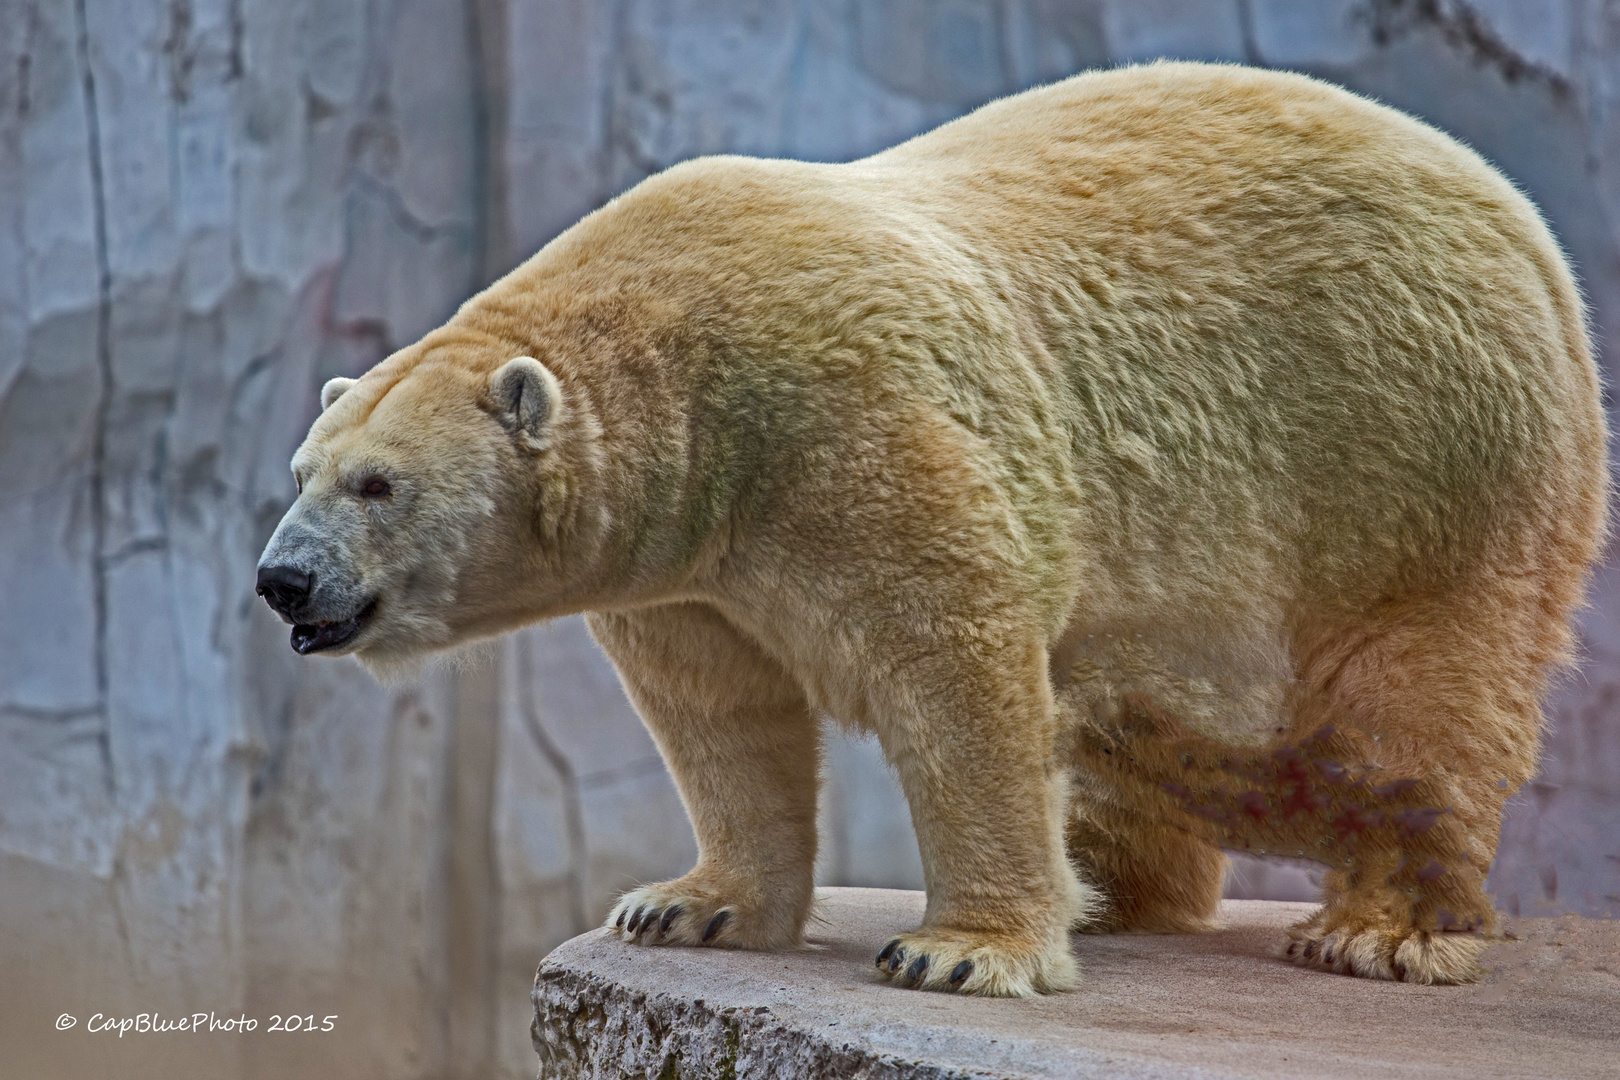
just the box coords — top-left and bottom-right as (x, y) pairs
(321, 377), (358, 411)
(490, 356), (562, 450)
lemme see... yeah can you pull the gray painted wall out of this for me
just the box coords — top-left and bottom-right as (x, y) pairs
(2, 2), (1616, 1077)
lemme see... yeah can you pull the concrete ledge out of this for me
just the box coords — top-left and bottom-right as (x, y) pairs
(533, 888), (1619, 1079)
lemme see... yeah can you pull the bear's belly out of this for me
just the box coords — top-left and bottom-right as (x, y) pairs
(1048, 621), (1293, 749)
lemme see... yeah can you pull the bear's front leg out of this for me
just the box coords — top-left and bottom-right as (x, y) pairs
(587, 603), (820, 950)
(871, 636), (1090, 996)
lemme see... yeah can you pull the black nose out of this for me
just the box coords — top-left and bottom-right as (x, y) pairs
(256, 564), (311, 614)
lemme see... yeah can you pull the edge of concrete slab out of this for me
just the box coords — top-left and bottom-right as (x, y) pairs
(533, 963), (994, 1080)
(533, 888), (1620, 1080)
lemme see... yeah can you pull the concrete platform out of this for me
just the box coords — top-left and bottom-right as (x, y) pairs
(532, 887), (1620, 1079)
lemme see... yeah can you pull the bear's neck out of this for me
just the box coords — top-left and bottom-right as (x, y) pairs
(458, 288), (768, 611)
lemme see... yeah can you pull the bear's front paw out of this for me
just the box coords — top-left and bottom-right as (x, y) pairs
(606, 880), (804, 951)
(873, 926), (1078, 997)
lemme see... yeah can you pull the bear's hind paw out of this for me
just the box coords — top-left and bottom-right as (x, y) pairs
(1285, 923), (1484, 984)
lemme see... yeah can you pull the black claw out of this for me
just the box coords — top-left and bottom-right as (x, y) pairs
(906, 955), (929, 982)
(1286, 941), (1298, 957)
(876, 939), (901, 967)
(642, 909), (663, 937)
(949, 960), (973, 985)
(1323, 949), (1335, 965)
(887, 948), (906, 973)
(627, 907), (645, 934)
(660, 906), (682, 934)
(615, 908), (627, 929)
(702, 910), (731, 943)
(1303, 940), (1319, 959)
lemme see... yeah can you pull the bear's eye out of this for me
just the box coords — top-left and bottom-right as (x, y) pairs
(360, 476), (391, 499)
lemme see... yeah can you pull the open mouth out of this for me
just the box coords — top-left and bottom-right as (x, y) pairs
(291, 599), (378, 655)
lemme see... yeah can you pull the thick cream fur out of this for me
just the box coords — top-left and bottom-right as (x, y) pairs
(280, 63), (1608, 994)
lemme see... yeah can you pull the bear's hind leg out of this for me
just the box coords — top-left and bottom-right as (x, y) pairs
(588, 603), (820, 951)
(1067, 798), (1226, 934)
(1282, 591), (1549, 984)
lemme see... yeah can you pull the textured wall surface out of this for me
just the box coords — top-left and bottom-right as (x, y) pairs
(1, 2), (1617, 1078)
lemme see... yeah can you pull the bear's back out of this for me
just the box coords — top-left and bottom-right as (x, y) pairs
(847, 63), (1605, 608)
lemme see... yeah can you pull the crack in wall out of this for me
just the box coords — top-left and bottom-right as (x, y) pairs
(1236, 0), (1262, 66)
(576, 755), (668, 792)
(0, 703), (105, 722)
(226, 0), (241, 80)
(104, 536), (170, 565)
(777, 2), (813, 156)
(1363, 0), (1576, 98)
(16, 8), (34, 120)
(72, 0), (115, 799)
(515, 643), (591, 936)
(606, 0), (671, 190)
(992, 0), (1020, 98)
(163, 0), (194, 104)
(467, 0), (511, 283)
(70, 0), (144, 995)
(351, 171), (472, 246)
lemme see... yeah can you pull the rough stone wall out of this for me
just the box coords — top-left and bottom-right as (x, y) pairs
(1, 3), (1617, 1079)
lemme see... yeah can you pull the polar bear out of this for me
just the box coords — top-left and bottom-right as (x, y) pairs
(257, 62), (1607, 994)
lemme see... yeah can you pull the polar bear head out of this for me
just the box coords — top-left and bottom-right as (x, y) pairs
(255, 348), (605, 677)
